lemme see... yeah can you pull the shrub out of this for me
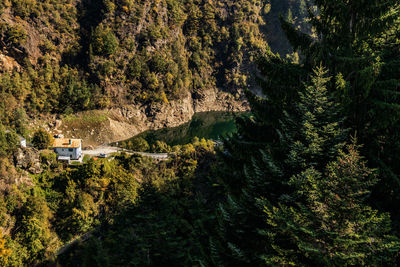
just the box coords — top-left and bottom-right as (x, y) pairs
(128, 57), (143, 79)
(40, 151), (57, 168)
(127, 137), (150, 152)
(6, 24), (27, 46)
(0, 125), (19, 156)
(32, 129), (51, 150)
(151, 140), (171, 153)
(90, 25), (119, 56)
(0, 23), (27, 47)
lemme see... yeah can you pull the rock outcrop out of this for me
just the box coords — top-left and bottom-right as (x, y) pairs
(54, 88), (249, 146)
(13, 147), (42, 174)
(0, 157), (34, 195)
(0, 53), (21, 72)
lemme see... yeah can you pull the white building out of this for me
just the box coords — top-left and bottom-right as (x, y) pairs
(53, 138), (82, 160)
(19, 136), (26, 148)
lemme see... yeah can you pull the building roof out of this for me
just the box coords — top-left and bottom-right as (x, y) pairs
(53, 138), (81, 148)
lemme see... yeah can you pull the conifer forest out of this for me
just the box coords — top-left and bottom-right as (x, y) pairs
(1, 0), (400, 266)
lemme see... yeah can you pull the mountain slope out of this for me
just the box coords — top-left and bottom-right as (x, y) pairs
(0, 0), (271, 125)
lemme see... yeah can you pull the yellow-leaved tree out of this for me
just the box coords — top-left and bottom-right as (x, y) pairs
(0, 233), (11, 265)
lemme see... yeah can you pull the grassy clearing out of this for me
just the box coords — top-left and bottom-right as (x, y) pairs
(63, 111), (108, 129)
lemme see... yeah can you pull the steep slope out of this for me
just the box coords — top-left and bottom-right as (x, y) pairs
(0, 0), (269, 125)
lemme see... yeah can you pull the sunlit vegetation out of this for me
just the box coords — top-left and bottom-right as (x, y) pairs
(0, 0), (270, 126)
(1, 0), (400, 266)
(0, 138), (216, 265)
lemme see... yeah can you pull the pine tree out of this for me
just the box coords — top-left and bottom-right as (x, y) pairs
(215, 67), (349, 265)
(279, 0), (400, 219)
(218, 53), (306, 196)
(261, 143), (400, 266)
(279, 65), (347, 174)
(279, 0), (400, 136)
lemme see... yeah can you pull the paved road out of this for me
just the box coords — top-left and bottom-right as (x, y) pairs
(82, 146), (169, 160)
(56, 230), (94, 256)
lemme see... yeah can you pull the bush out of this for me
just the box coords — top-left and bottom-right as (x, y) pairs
(151, 140), (171, 153)
(5, 131), (19, 150)
(128, 57), (144, 79)
(0, 23), (27, 47)
(32, 129), (51, 150)
(91, 25), (119, 56)
(0, 125), (19, 156)
(40, 151), (57, 168)
(127, 137), (150, 152)
(6, 24), (27, 46)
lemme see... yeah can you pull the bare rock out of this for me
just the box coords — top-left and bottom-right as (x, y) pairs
(55, 120), (62, 129)
(55, 88), (250, 147)
(0, 53), (22, 72)
(13, 147), (42, 174)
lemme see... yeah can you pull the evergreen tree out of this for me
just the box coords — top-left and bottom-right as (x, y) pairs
(12, 108), (28, 137)
(218, 53), (306, 196)
(214, 1), (400, 263)
(0, 124), (19, 156)
(279, 66), (347, 174)
(261, 143), (400, 266)
(280, 0), (400, 220)
(215, 67), (351, 265)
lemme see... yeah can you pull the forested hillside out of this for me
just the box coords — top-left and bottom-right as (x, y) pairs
(59, 0), (400, 265)
(264, 0), (311, 55)
(0, 0), (312, 126)
(2, 0), (400, 266)
(0, 0), (271, 124)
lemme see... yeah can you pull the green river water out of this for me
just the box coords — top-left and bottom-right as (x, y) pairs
(125, 111), (248, 146)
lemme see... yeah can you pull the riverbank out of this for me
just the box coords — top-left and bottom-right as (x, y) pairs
(45, 88), (249, 147)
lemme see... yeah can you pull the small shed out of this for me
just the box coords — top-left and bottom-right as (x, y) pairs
(19, 136), (26, 148)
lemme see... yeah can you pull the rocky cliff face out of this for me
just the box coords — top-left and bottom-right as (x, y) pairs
(53, 88), (248, 146)
(13, 147), (42, 174)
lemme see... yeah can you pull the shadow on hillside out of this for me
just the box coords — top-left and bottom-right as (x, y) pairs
(46, 151), (220, 266)
(61, 0), (106, 75)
